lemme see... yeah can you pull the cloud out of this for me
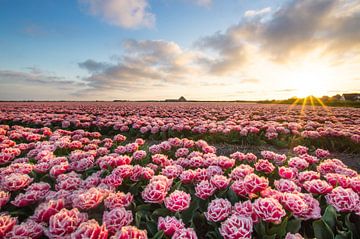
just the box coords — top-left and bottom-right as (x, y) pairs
(275, 89), (296, 92)
(0, 68), (81, 87)
(196, 0), (360, 74)
(244, 7), (271, 18)
(194, 29), (249, 75)
(79, 0), (155, 29)
(261, 0), (335, 59)
(240, 78), (260, 84)
(78, 59), (111, 73)
(78, 39), (206, 94)
(0, 67), (87, 100)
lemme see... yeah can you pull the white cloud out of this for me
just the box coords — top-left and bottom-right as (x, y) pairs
(77, 39), (207, 95)
(79, 0), (155, 29)
(244, 7), (271, 18)
(0, 68), (85, 100)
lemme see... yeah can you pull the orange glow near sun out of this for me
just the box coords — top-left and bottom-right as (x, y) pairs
(286, 61), (335, 98)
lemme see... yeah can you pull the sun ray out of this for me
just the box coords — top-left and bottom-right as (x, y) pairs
(287, 97), (301, 114)
(300, 97), (308, 116)
(314, 96), (333, 116)
(309, 95), (316, 111)
(316, 97), (338, 124)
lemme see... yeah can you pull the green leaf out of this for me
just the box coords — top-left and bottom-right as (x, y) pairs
(335, 231), (352, 239)
(100, 169), (110, 178)
(152, 230), (165, 239)
(323, 205), (337, 231)
(267, 217), (288, 238)
(206, 230), (222, 239)
(205, 231), (219, 239)
(286, 218), (301, 233)
(9, 210), (28, 217)
(227, 188), (238, 204)
(182, 199), (199, 224)
(152, 208), (169, 218)
(173, 181), (182, 190)
(216, 188), (228, 198)
(313, 219), (334, 239)
(129, 182), (142, 195)
(254, 221), (266, 237)
(201, 203), (211, 214)
(135, 212), (142, 227)
(136, 204), (152, 212)
(29, 171), (37, 178)
(146, 220), (158, 236)
(263, 235), (276, 239)
(345, 213), (360, 239)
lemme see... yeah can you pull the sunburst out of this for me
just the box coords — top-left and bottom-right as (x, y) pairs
(286, 95), (333, 118)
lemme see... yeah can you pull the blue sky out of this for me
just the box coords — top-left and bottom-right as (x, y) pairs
(0, 0), (359, 100)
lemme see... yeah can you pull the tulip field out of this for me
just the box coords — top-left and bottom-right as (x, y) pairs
(0, 102), (359, 239)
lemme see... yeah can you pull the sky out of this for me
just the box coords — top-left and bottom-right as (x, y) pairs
(0, 0), (359, 101)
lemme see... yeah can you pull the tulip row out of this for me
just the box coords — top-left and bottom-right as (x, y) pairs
(0, 121), (359, 238)
(0, 102), (359, 152)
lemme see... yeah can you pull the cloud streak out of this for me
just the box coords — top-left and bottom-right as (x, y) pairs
(244, 7), (271, 18)
(79, 0), (155, 29)
(1, 68), (65, 85)
(0, 68), (86, 100)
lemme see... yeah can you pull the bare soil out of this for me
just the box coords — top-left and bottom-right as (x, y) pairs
(146, 140), (360, 172)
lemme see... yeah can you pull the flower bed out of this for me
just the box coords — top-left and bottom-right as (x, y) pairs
(0, 102), (359, 153)
(0, 123), (359, 238)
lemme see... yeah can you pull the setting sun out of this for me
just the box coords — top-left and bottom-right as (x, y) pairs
(289, 62), (333, 98)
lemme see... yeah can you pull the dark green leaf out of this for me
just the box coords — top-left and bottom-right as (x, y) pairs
(345, 213), (360, 239)
(205, 231), (218, 239)
(254, 221), (266, 237)
(335, 231), (352, 239)
(152, 208), (169, 218)
(129, 182), (142, 194)
(263, 235), (276, 239)
(182, 199), (199, 224)
(136, 204), (152, 212)
(199, 200), (209, 212)
(286, 218), (301, 233)
(146, 221), (158, 236)
(267, 217), (288, 238)
(323, 205), (337, 231)
(173, 181), (182, 190)
(227, 188), (238, 204)
(152, 230), (164, 239)
(313, 219), (334, 239)
(135, 212), (142, 227)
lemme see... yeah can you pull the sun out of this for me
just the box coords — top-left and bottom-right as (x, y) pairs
(288, 62), (333, 98)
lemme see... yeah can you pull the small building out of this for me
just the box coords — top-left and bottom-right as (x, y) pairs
(343, 93), (360, 101)
(165, 96), (187, 102)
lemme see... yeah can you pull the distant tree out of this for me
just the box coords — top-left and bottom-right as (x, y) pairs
(321, 96), (329, 102)
(331, 94), (342, 100)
